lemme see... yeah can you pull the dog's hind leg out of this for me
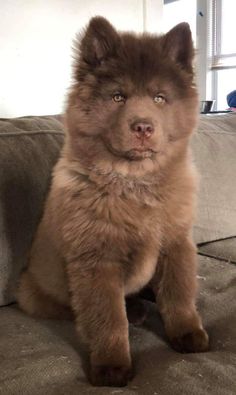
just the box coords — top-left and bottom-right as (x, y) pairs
(17, 270), (73, 320)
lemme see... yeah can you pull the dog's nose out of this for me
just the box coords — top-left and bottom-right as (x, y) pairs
(131, 121), (154, 138)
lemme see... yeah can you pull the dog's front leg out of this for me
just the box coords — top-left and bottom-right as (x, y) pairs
(152, 237), (209, 353)
(67, 260), (132, 387)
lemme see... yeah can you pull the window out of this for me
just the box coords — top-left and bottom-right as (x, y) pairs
(210, 0), (236, 109)
(164, 0), (236, 111)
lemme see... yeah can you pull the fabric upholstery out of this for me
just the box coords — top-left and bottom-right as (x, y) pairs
(192, 113), (236, 244)
(0, 113), (236, 307)
(198, 236), (236, 264)
(0, 116), (64, 306)
(0, 255), (235, 395)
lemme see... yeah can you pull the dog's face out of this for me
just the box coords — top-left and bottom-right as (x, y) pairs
(66, 17), (198, 169)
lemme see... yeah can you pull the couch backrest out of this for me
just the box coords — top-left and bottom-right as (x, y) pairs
(0, 116), (64, 306)
(0, 113), (236, 306)
(192, 113), (236, 245)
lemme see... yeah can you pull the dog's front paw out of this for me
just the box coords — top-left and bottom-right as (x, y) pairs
(171, 328), (209, 353)
(89, 364), (133, 387)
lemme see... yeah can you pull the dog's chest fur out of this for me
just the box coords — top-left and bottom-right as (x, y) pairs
(53, 167), (162, 292)
(53, 162), (194, 295)
(95, 174), (162, 290)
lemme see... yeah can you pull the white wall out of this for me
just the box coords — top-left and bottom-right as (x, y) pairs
(0, 0), (163, 118)
(196, 0), (211, 102)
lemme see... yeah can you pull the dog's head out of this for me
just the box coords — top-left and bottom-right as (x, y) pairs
(66, 17), (198, 174)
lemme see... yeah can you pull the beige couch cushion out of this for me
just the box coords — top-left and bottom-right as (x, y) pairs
(192, 113), (236, 244)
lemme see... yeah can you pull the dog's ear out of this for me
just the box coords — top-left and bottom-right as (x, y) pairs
(80, 16), (120, 65)
(163, 23), (194, 72)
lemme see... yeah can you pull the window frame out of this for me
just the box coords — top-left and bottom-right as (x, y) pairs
(210, 0), (236, 109)
(164, 0), (236, 110)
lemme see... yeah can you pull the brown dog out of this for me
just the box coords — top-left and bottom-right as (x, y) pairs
(17, 17), (209, 387)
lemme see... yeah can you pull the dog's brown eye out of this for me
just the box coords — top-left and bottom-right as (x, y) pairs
(113, 93), (125, 103)
(154, 94), (166, 104)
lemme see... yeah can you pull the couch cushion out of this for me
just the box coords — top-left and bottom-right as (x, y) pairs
(192, 113), (236, 244)
(0, 255), (235, 395)
(0, 116), (64, 306)
(1, 113), (236, 305)
(198, 236), (236, 264)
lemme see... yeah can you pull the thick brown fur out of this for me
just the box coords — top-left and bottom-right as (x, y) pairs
(17, 17), (209, 387)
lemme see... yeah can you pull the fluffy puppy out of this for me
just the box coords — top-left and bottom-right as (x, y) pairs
(18, 17), (209, 387)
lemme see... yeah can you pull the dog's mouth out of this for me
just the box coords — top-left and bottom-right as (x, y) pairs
(103, 139), (157, 161)
(124, 148), (157, 160)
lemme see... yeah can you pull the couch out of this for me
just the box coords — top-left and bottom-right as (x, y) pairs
(0, 113), (235, 395)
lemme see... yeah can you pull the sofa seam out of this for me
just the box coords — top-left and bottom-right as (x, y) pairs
(0, 130), (64, 137)
(197, 235), (236, 247)
(198, 251), (236, 265)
